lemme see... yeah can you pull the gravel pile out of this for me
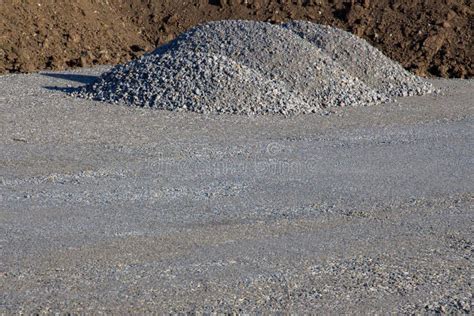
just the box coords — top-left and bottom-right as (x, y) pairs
(76, 50), (308, 115)
(76, 20), (434, 115)
(283, 21), (434, 97)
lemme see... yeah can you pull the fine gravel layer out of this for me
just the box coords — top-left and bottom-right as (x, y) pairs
(76, 20), (435, 115)
(1, 68), (473, 313)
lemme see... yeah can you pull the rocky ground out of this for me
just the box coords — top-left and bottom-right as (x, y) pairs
(0, 69), (472, 313)
(1, 0), (472, 78)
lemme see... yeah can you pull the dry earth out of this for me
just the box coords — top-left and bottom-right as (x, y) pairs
(1, 0), (473, 77)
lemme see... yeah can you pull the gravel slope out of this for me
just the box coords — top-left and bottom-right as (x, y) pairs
(0, 69), (473, 313)
(77, 21), (433, 114)
(283, 21), (433, 97)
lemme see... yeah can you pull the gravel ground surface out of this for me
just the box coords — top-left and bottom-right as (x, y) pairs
(77, 21), (435, 115)
(1, 68), (473, 313)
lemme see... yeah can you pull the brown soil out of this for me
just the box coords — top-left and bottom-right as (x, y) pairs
(1, 0), (472, 78)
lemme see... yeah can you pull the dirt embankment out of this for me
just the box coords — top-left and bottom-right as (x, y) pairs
(1, 0), (472, 78)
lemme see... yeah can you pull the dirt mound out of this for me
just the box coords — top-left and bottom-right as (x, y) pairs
(1, 1), (472, 78)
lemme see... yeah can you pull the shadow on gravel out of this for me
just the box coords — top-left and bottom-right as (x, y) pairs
(43, 86), (78, 93)
(41, 73), (99, 84)
(42, 73), (99, 93)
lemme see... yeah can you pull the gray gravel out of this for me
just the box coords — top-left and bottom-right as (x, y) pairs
(1, 68), (473, 313)
(76, 20), (436, 114)
(76, 51), (308, 115)
(284, 21), (434, 97)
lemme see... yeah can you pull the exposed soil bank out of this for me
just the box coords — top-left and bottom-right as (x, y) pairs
(1, 0), (472, 78)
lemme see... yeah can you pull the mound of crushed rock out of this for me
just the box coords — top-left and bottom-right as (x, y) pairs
(76, 20), (435, 115)
(283, 21), (433, 97)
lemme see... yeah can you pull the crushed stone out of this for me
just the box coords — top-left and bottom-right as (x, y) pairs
(75, 20), (435, 115)
(283, 21), (434, 97)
